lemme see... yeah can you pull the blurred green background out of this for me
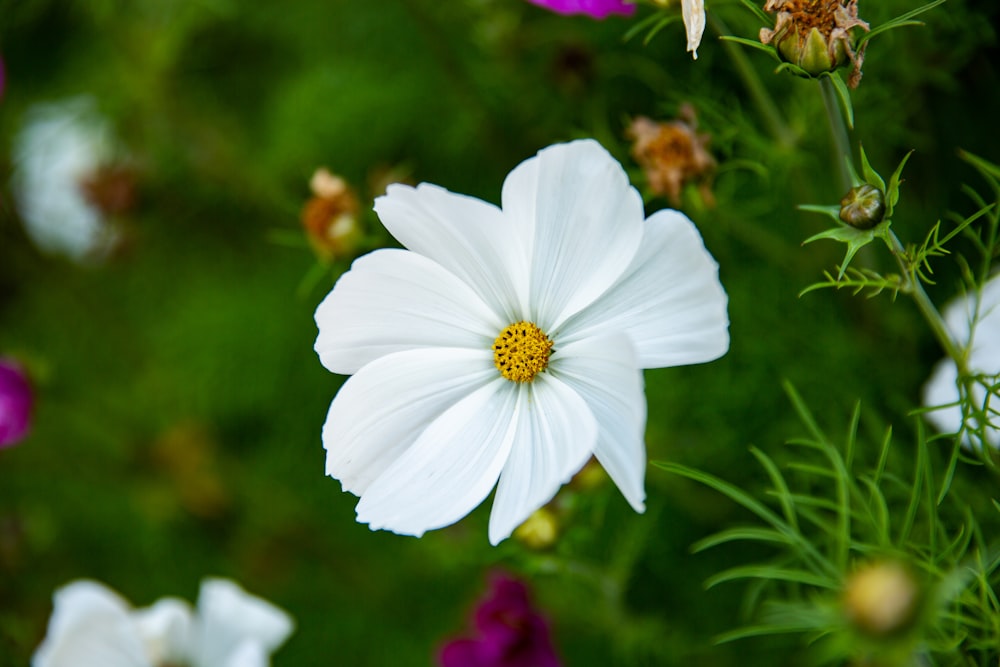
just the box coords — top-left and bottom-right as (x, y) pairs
(1, 0), (999, 665)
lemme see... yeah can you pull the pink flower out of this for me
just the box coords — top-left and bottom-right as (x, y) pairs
(525, 0), (635, 19)
(0, 359), (32, 449)
(439, 575), (561, 667)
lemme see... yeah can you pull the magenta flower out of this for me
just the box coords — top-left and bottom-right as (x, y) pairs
(439, 575), (561, 667)
(0, 359), (32, 449)
(525, 0), (635, 19)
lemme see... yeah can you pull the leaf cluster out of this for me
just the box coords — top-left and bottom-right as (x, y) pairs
(655, 383), (1000, 666)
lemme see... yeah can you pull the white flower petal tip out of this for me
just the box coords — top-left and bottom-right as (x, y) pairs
(921, 275), (1000, 451)
(315, 138), (728, 543)
(683, 0), (707, 59)
(194, 578), (295, 665)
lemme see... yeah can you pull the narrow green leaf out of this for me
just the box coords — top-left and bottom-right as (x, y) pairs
(739, 0), (773, 25)
(872, 425), (892, 488)
(715, 623), (817, 643)
(751, 446), (799, 531)
(959, 149), (1000, 183)
(706, 565), (836, 590)
(857, 0), (948, 48)
(857, 477), (891, 546)
(644, 15), (680, 46)
(859, 145), (886, 192)
(798, 204), (842, 223)
(822, 71), (854, 130)
(886, 150), (914, 217)
(720, 35), (780, 60)
(623, 11), (671, 42)
(692, 527), (792, 553)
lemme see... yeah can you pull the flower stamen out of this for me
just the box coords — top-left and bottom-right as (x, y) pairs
(493, 321), (554, 383)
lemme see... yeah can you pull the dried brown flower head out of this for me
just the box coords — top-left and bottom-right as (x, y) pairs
(78, 164), (137, 217)
(760, 0), (870, 88)
(627, 105), (716, 207)
(301, 168), (361, 262)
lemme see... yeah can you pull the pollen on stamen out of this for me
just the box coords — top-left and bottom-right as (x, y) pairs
(492, 321), (554, 383)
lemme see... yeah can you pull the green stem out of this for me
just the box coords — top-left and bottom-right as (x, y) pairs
(819, 77), (851, 192)
(883, 230), (968, 374)
(709, 13), (795, 149)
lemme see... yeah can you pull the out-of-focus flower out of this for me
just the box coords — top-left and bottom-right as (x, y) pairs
(651, 0), (706, 58)
(301, 168), (362, 262)
(33, 578), (294, 667)
(524, 0), (635, 20)
(150, 423), (231, 520)
(315, 139), (729, 544)
(627, 106), (716, 207)
(922, 275), (1000, 450)
(760, 0), (869, 88)
(513, 507), (559, 549)
(0, 359), (32, 450)
(843, 561), (920, 636)
(12, 97), (135, 262)
(439, 575), (561, 667)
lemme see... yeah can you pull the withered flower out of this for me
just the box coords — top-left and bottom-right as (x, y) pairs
(760, 0), (870, 88)
(627, 105), (716, 207)
(301, 168), (362, 262)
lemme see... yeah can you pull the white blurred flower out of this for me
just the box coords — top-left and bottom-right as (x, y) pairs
(315, 139), (729, 545)
(12, 97), (121, 262)
(32, 578), (294, 667)
(922, 274), (1000, 449)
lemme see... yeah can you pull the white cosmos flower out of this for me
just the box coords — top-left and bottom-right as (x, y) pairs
(922, 275), (1000, 450)
(314, 139), (729, 545)
(32, 578), (294, 667)
(12, 96), (120, 262)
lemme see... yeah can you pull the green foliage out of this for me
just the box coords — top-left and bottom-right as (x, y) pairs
(655, 383), (1000, 666)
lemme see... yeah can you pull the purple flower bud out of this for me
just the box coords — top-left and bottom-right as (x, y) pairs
(0, 360), (33, 449)
(525, 0), (635, 19)
(439, 574), (561, 667)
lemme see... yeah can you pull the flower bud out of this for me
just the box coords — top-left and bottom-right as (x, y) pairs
(760, 0), (870, 86)
(839, 183), (885, 229)
(843, 561), (919, 636)
(777, 25), (849, 75)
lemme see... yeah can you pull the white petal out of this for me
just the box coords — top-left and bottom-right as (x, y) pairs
(502, 139), (645, 330)
(355, 378), (519, 537)
(374, 183), (527, 323)
(549, 334), (647, 512)
(190, 579), (293, 667)
(923, 274), (1000, 450)
(323, 347), (497, 496)
(683, 0), (706, 59)
(32, 581), (150, 667)
(314, 248), (502, 375)
(222, 641), (270, 667)
(558, 209), (729, 369)
(132, 598), (193, 666)
(488, 375), (598, 545)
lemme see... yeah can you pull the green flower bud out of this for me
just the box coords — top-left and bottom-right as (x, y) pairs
(777, 26), (849, 75)
(839, 183), (885, 229)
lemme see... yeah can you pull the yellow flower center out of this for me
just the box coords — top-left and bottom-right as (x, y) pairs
(492, 321), (554, 383)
